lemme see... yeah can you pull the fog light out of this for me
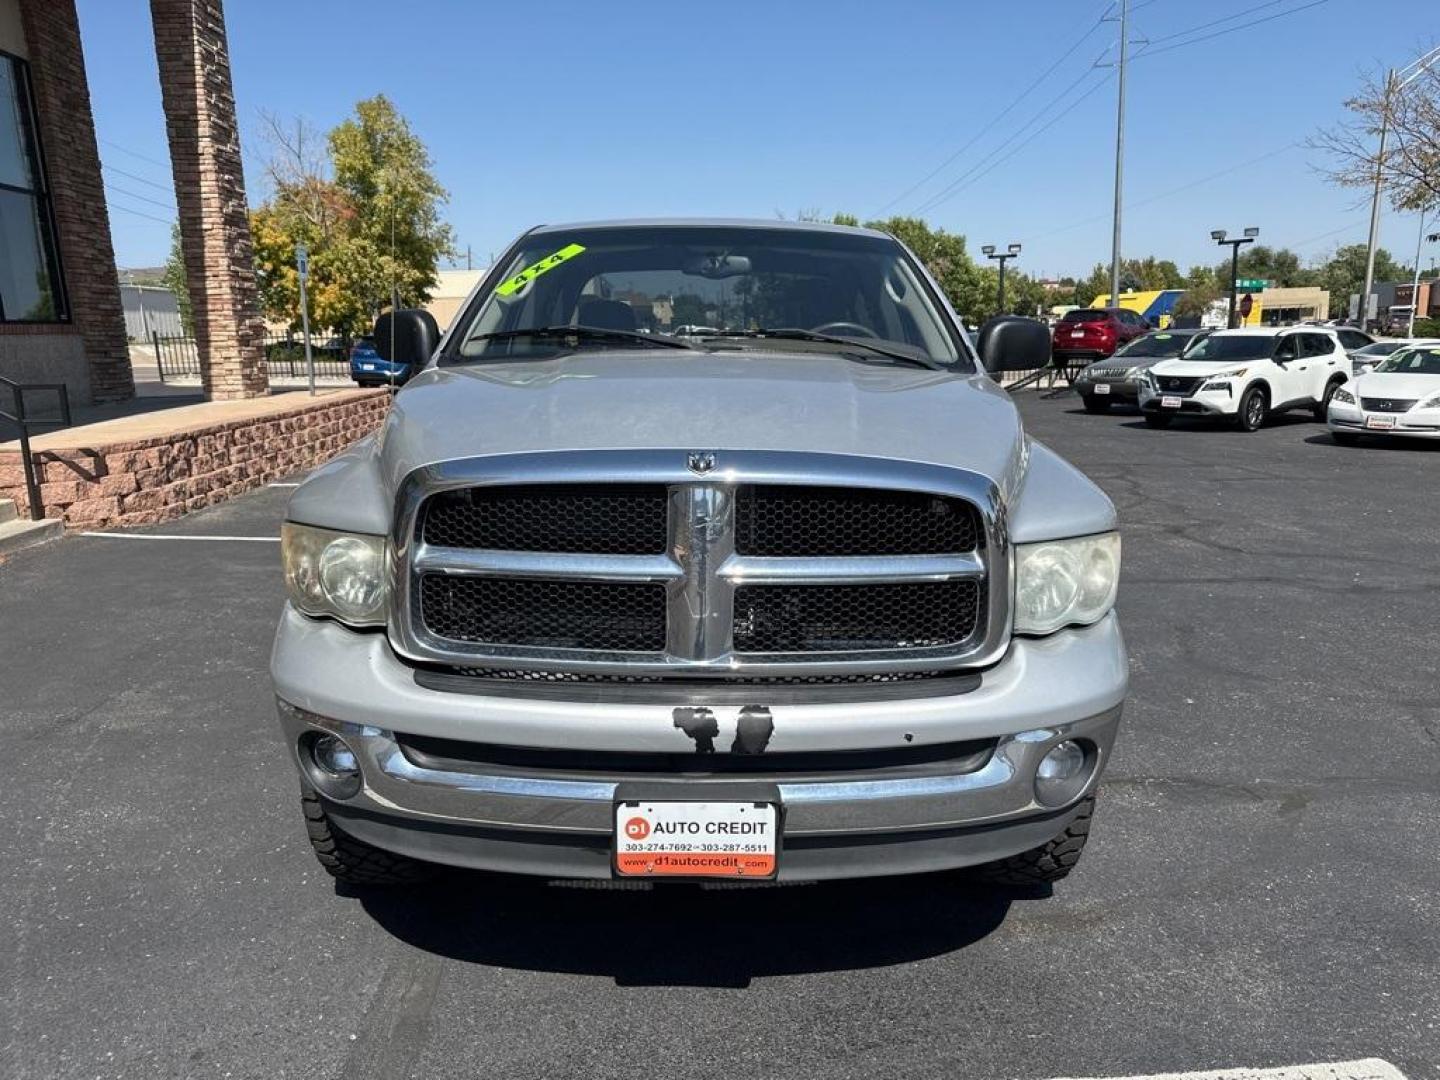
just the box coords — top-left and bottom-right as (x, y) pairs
(1034, 739), (1091, 806)
(303, 732), (362, 799)
(312, 734), (358, 776)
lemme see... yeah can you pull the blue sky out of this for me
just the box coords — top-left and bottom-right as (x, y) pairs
(78, 0), (1436, 279)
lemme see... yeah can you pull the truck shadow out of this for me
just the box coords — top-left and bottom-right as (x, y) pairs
(355, 872), (1028, 987)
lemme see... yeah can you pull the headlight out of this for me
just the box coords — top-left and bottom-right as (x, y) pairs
(1332, 387), (1356, 405)
(1014, 532), (1121, 635)
(1124, 366), (1142, 379)
(281, 523), (388, 626)
(1202, 367), (1247, 389)
(1420, 393), (1440, 409)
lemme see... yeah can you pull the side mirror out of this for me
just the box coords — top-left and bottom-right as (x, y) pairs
(977, 315), (1050, 373)
(373, 309), (440, 368)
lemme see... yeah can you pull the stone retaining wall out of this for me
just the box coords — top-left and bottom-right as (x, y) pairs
(0, 391), (390, 528)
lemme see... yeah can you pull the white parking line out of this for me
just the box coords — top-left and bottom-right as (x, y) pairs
(78, 532), (280, 543)
(1051, 1058), (1407, 1080)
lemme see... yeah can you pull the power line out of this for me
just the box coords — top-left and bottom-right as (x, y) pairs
(916, 71), (1116, 216)
(99, 138), (171, 171)
(104, 183), (175, 211)
(914, 65), (1110, 217)
(870, 1), (1112, 218)
(105, 200), (173, 226)
(1141, 0), (1293, 45)
(1133, 0), (1330, 59)
(100, 161), (175, 193)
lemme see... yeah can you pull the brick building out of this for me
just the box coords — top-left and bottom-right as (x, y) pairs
(0, 0), (266, 406)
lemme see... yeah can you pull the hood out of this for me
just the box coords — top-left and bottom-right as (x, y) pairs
(1351, 371), (1440, 402)
(375, 350), (1026, 491)
(1150, 357), (1260, 378)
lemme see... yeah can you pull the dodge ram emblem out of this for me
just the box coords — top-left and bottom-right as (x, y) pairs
(687, 451), (717, 475)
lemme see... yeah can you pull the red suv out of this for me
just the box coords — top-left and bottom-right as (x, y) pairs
(1052, 307), (1150, 366)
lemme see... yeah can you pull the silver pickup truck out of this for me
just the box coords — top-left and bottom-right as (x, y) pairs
(271, 219), (1126, 888)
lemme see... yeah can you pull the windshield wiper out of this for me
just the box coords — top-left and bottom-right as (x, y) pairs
(697, 328), (939, 369)
(468, 325), (697, 351)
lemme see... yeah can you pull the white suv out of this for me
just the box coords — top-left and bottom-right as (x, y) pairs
(1137, 327), (1350, 431)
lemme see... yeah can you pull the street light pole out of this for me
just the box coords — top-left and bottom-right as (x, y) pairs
(1406, 206), (1428, 337)
(1109, 0), (1129, 308)
(1212, 227), (1259, 329)
(982, 243), (1023, 316)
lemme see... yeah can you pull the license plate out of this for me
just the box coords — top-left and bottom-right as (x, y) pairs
(361, 363), (377, 371)
(614, 801), (778, 879)
(1070, 330), (1085, 338)
(1094, 383), (1111, 395)
(1365, 414), (1396, 430)
(1161, 395), (1182, 409)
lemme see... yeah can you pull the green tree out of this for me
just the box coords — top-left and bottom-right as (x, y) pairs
(1313, 243), (1409, 312)
(1212, 245), (1315, 289)
(250, 96), (455, 335)
(160, 223), (194, 335)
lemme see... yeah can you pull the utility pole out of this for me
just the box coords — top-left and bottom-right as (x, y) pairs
(1360, 69), (1395, 332)
(1108, 0), (1129, 307)
(1406, 207), (1428, 337)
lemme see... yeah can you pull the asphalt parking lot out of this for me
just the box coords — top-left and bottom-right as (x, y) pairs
(1, 392), (1437, 1080)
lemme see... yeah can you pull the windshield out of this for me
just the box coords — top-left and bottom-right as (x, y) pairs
(1355, 341), (1406, 357)
(1374, 345), (1440, 375)
(447, 225), (965, 367)
(1177, 334), (1276, 362)
(1116, 332), (1193, 358)
(1062, 309), (1108, 323)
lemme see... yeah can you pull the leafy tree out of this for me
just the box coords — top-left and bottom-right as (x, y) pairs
(1211, 245), (1316, 289)
(1312, 64), (1440, 212)
(1312, 243), (1409, 312)
(250, 96), (455, 335)
(1172, 281), (1220, 322)
(160, 223), (194, 335)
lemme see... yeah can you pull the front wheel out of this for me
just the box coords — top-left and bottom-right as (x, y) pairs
(1235, 386), (1267, 432)
(973, 796), (1095, 885)
(1081, 394), (1111, 413)
(301, 788), (432, 885)
(1143, 412), (1173, 428)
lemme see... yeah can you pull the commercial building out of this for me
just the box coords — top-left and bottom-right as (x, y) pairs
(0, 0), (268, 407)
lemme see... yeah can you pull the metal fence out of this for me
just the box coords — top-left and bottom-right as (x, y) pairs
(152, 331), (351, 382)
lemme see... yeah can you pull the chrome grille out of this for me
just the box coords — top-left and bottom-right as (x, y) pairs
(419, 576), (667, 651)
(733, 581), (982, 653)
(393, 450), (1009, 679)
(1156, 374), (1205, 395)
(1360, 397), (1416, 413)
(422, 484), (667, 553)
(735, 485), (980, 556)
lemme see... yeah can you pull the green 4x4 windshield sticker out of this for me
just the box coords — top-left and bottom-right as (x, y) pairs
(495, 243), (586, 296)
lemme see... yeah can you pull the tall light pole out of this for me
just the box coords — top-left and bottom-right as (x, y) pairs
(1109, 0), (1130, 308)
(1360, 45), (1440, 330)
(1406, 212), (1435, 337)
(982, 243), (1022, 315)
(1212, 227), (1259, 329)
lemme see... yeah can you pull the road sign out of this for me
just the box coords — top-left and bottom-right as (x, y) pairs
(1235, 278), (1267, 290)
(1238, 294), (1254, 318)
(295, 244), (309, 279)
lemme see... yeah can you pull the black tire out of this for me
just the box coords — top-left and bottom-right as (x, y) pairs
(1143, 412), (1173, 428)
(1235, 385), (1267, 431)
(301, 787), (432, 885)
(1081, 394), (1111, 413)
(974, 795), (1096, 886)
(1313, 379), (1343, 421)
(1332, 430), (1360, 446)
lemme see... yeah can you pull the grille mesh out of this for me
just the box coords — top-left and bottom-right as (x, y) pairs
(422, 485), (667, 553)
(419, 575), (666, 651)
(733, 581), (981, 653)
(735, 486), (980, 556)
(1360, 398), (1417, 413)
(437, 666), (955, 685)
(1155, 375), (1205, 395)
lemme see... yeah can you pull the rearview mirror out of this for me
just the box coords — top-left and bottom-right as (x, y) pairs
(373, 309), (440, 369)
(682, 252), (752, 279)
(977, 315), (1050, 373)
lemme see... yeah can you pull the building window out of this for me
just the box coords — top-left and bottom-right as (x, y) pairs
(0, 50), (66, 323)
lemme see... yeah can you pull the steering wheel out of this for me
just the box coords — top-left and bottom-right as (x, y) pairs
(811, 321), (880, 339)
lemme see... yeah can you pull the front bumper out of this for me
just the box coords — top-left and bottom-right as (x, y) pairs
(1327, 401), (1440, 439)
(1137, 381), (1238, 417)
(1076, 377), (1141, 402)
(271, 608), (1128, 880)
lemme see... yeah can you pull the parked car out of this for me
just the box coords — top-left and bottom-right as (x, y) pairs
(271, 218), (1126, 889)
(1347, 338), (1433, 377)
(1051, 307), (1150, 369)
(1328, 342), (1440, 444)
(349, 336), (410, 386)
(1073, 328), (1212, 411)
(1138, 326), (1350, 431)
